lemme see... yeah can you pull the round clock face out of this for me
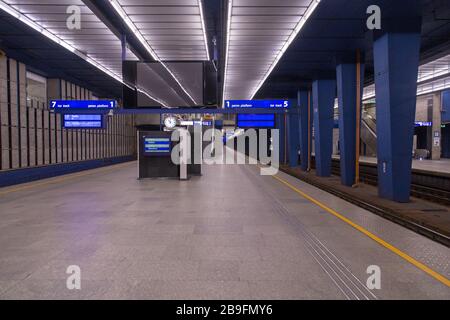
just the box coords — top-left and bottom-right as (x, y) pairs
(164, 116), (177, 128)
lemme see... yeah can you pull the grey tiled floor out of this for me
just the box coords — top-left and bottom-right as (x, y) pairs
(0, 161), (449, 299)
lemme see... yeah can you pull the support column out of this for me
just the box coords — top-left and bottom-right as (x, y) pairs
(336, 60), (365, 186)
(298, 90), (310, 171)
(374, 30), (421, 202)
(277, 114), (287, 165)
(288, 103), (300, 167)
(312, 79), (336, 177)
(431, 92), (442, 160)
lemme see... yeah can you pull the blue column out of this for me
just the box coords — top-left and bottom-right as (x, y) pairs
(276, 114), (286, 165)
(312, 79), (336, 177)
(298, 90), (310, 171)
(336, 61), (365, 186)
(288, 105), (300, 167)
(374, 32), (421, 202)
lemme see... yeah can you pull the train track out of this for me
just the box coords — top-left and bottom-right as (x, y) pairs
(281, 160), (450, 246)
(323, 158), (450, 206)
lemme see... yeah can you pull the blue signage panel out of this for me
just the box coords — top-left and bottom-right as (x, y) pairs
(225, 100), (289, 109)
(143, 137), (171, 156)
(237, 114), (275, 128)
(63, 114), (104, 129)
(414, 121), (432, 127)
(50, 100), (116, 110)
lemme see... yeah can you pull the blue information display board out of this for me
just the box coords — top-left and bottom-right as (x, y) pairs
(225, 100), (289, 109)
(63, 114), (104, 129)
(50, 100), (116, 110)
(237, 114), (275, 128)
(414, 121), (432, 127)
(143, 137), (171, 156)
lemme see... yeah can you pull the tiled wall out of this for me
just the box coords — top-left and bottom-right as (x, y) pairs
(0, 55), (136, 171)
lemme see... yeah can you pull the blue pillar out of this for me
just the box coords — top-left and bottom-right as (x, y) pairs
(276, 114), (286, 165)
(336, 61), (365, 186)
(298, 90), (310, 171)
(288, 105), (300, 167)
(374, 32), (421, 202)
(312, 79), (336, 177)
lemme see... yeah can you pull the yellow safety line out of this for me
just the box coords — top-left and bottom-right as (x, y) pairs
(271, 173), (450, 288)
(0, 161), (134, 196)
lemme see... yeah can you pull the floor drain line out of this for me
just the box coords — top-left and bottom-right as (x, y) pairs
(243, 166), (378, 300)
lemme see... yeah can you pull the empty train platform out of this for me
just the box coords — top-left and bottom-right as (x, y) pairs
(0, 161), (448, 299)
(1, 0), (450, 308)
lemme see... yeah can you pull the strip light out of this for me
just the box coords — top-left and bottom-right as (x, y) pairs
(198, 0), (210, 61)
(249, 0), (321, 99)
(222, 0), (321, 103)
(136, 87), (170, 108)
(0, 1), (124, 85)
(222, 0), (233, 107)
(108, 0), (200, 106)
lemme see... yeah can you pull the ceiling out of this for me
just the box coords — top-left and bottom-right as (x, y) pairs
(2, 0), (138, 81)
(115, 0), (209, 61)
(363, 53), (450, 100)
(222, 0), (318, 102)
(254, 0), (450, 99)
(0, 0), (449, 104)
(0, 12), (123, 97)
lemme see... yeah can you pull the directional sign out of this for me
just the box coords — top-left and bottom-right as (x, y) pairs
(225, 100), (289, 109)
(50, 100), (116, 110)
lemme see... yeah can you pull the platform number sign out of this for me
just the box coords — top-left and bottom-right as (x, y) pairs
(50, 100), (116, 111)
(225, 100), (290, 109)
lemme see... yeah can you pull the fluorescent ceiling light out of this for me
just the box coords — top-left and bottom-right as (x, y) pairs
(136, 87), (169, 108)
(198, 0), (210, 61)
(0, 1), (124, 85)
(223, 0), (321, 103)
(250, 0), (321, 99)
(222, 0), (233, 107)
(108, 0), (200, 106)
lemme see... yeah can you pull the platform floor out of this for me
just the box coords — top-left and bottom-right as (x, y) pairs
(0, 161), (449, 299)
(332, 155), (450, 174)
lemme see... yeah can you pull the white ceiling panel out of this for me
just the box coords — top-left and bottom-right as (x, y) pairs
(223, 0), (320, 102)
(118, 0), (198, 6)
(232, 7), (307, 15)
(1, 0), (139, 84)
(128, 15), (200, 23)
(113, 0), (209, 61)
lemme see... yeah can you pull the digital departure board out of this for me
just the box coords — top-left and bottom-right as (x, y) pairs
(143, 137), (171, 156)
(237, 114), (275, 128)
(63, 114), (104, 129)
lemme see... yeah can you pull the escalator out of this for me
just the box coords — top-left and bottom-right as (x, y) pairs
(361, 107), (377, 156)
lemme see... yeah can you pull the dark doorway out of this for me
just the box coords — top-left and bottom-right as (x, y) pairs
(414, 126), (430, 150)
(442, 124), (450, 158)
